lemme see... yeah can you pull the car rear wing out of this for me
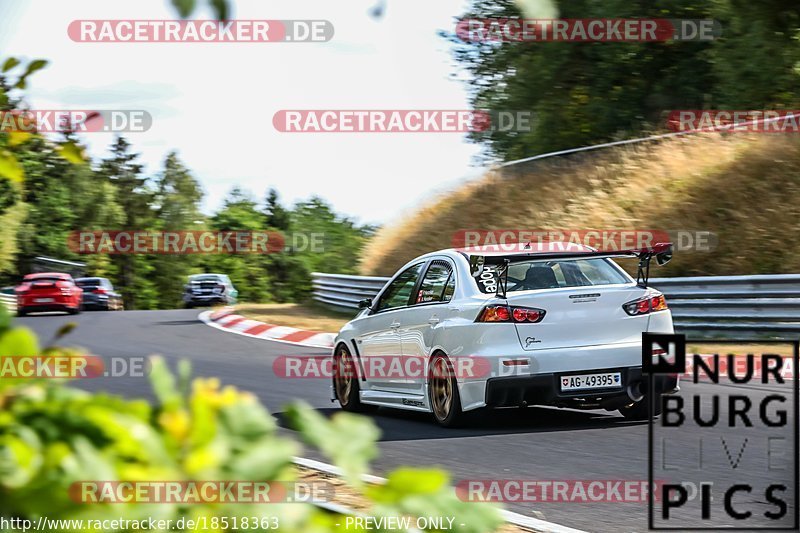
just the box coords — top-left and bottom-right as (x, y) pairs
(466, 242), (674, 297)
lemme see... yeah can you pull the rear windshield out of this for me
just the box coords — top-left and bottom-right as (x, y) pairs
(473, 258), (631, 294)
(75, 278), (101, 286)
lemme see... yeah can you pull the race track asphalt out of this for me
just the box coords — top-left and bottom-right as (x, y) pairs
(16, 309), (798, 532)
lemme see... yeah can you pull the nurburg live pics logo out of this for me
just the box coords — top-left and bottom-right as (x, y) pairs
(643, 333), (799, 530)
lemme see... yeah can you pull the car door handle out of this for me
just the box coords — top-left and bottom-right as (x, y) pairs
(428, 316), (440, 325)
(390, 321), (401, 329)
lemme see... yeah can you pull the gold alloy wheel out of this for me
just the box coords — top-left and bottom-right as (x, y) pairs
(430, 356), (453, 421)
(334, 348), (354, 405)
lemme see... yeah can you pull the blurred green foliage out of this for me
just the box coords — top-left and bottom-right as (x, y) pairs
(171, 0), (229, 20)
(0, 305), (503, 532)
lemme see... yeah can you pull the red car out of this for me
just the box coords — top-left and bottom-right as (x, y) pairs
(15, 272), (83, 316)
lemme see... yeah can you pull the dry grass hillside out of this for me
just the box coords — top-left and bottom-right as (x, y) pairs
(361, 134), (800, 277)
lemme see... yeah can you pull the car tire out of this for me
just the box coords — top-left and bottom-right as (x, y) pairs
(333, 344), (375, 413)
(68, 305), (81, 315)
(185, 302), (194, 309)
(619, 394), (662, 420)
(16, 308), (26, 317)
(428, 352), (466, 428)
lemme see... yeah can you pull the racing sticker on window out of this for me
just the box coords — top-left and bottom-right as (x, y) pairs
(476, 265), (498, 293)
(417, 288), (438, 303)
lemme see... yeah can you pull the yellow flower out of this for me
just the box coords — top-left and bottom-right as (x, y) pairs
(193, 377), (221, 395)
(191, 378), (248, 408)
(158, 409), (190, 441)
(218, 385), (240, 407)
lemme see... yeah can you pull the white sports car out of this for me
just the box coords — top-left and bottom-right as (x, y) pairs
(331, 242), (679, 427)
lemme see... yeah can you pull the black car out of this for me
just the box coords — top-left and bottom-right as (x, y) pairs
(183, 274), (238, 308)
(75, 277), (124, 311)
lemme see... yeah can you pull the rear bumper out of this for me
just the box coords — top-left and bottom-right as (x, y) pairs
(18, 303), (75, 313)
(184, 294), (230, 305)
(83, 302), (111, 310)
(456, 340), (677, 411)
(484, 368), (678, 410)
(82, 294), (110, 308)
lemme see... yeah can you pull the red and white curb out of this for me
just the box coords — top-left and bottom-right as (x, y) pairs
(199, 307), (335, 349)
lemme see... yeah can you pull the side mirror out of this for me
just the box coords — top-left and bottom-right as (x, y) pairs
(358, 298), (372, 309)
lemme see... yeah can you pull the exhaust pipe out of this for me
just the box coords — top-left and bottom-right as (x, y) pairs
(627, 381), (644, 402)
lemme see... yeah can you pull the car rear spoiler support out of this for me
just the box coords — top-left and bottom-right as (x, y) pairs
(637, 255), (651, 288)
(497, 258), (510, 299)
(634, 243), (673, 287)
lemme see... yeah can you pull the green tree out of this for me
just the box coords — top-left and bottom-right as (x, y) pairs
(453, 0), (800, 161)
(263, 187), (291, 231)
(290, 197), (374, 275)
(98, 137), (155, 308)
(203, 187), (273, 302)
(150, 152), (205, 307)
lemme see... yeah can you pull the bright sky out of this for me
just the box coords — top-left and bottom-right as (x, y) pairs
(0, 0), (487, 226)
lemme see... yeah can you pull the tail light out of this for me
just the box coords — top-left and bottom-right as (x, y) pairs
(213, 284), (225, 294)
(93, 288), (107, 294)
(623, 293), (668, 316)
(477, 305), (546, 323)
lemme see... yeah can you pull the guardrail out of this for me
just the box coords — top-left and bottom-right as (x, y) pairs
(0, 294), (17, 314)
(312, 273), (390, 310)
(312, 272), (800, 338)
(497, 111), (800, 170)
(649, 274), (800, 337)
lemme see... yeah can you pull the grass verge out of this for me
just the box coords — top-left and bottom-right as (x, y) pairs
(360, 133), (800, 278)
(235, 302), (355, 333)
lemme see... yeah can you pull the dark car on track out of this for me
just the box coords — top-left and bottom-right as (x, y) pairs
(183, 273), (238, 308)
(15, 272), (83, 316)
(75, 277), (124, 311)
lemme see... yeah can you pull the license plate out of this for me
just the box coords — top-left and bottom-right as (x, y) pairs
(35, 298), (54, 303)
(561, 372), (621, 391)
